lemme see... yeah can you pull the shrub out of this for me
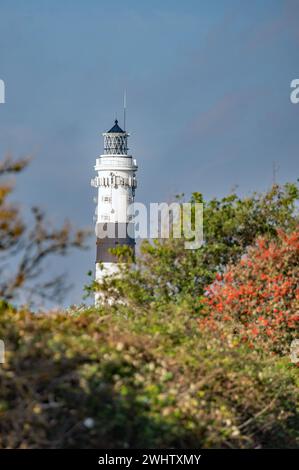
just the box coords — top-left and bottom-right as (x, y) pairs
(0, 305), (298, 448)
(199, 230), (299, 354)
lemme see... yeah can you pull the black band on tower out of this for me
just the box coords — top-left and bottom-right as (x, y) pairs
(96, 222), (135, 263)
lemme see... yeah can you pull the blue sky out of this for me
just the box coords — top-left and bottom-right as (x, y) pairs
(0, 0), (298, 306)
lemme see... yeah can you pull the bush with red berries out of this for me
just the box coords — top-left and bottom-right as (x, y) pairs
(199, 229), (299, 354)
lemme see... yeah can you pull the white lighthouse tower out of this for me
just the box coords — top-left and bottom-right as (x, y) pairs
(91, 119), (138, 303)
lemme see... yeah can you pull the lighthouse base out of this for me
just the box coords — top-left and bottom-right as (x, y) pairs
(95, 262), (122, 306)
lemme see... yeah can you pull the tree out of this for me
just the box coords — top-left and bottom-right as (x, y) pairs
(198, 229), (299, 354)
(0, 156), (90, 304)
(90, 183), (299, 307)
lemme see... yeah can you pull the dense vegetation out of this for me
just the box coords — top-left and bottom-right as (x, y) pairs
(0, 157), (298, 448)
(0, 303), (298, 448)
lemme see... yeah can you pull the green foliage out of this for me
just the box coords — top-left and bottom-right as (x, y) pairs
(0, 304), (298, 448)
(90, 183), (299, 307)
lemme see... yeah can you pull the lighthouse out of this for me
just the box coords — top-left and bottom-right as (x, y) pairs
(91, 119), (138, 303)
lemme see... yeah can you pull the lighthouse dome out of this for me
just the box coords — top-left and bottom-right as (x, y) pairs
(107, 119), (125, 134)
